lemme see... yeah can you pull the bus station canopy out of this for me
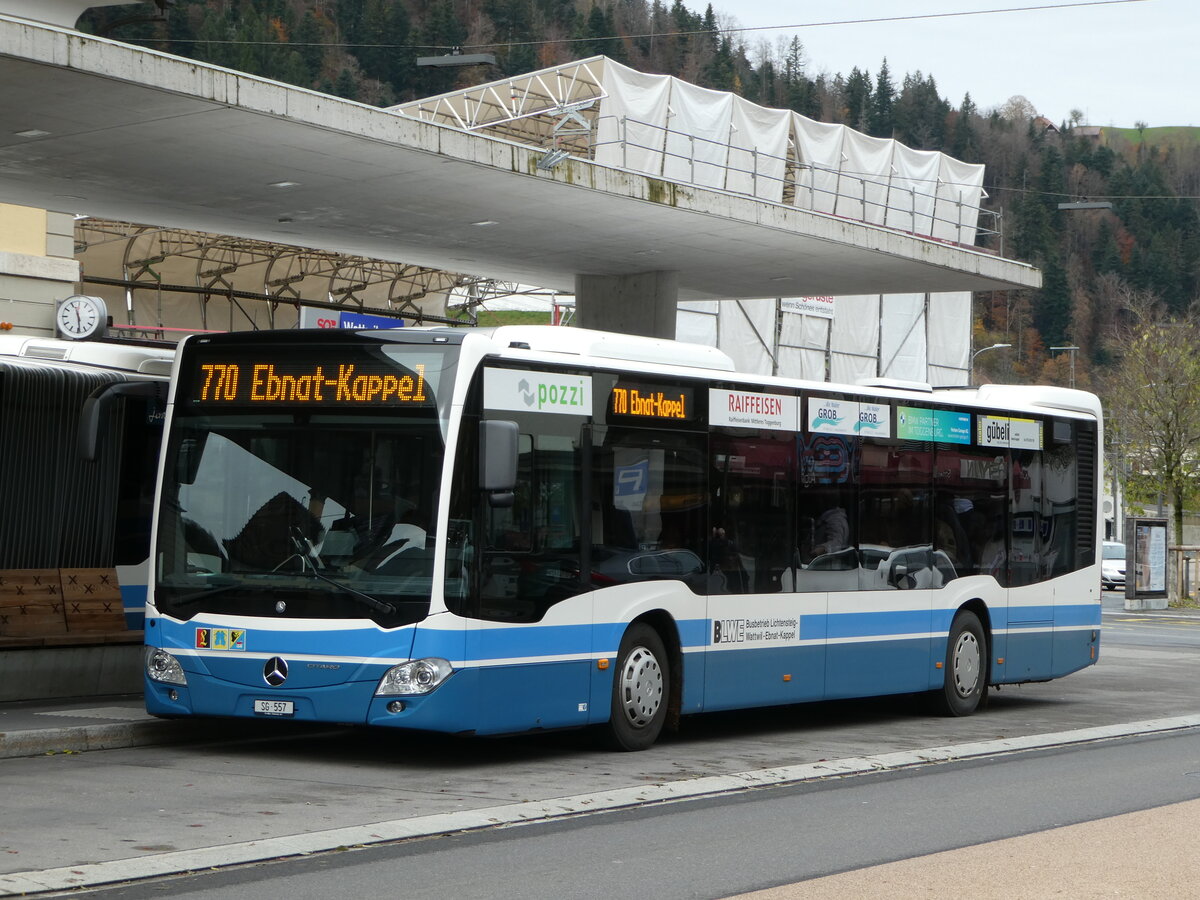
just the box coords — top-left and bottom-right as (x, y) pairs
(0, 16), (1039, 302)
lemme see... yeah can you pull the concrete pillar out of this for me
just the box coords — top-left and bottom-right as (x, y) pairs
(574, 270), (678, 339)
(0, 204), (81, 337)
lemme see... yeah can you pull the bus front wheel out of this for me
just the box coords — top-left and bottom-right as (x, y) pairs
(935, 610), (986, 717)
(606, 623), (668, 751)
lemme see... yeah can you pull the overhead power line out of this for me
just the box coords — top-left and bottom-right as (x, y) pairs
(125, 0), (1148, 53)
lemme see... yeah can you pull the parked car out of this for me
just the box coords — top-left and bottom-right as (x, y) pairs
(1102, 540), (1126, 590)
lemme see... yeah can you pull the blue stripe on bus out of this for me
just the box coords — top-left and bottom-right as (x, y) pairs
(145, 613), (1098, 734)
(1054, 604), (1103, 627)
(120, 584), (147, 629)
(824, 609), (933, 639)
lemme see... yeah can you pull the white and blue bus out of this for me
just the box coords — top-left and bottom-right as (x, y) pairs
(144, 326), (1101, 749)
(1, 334), (172, 697)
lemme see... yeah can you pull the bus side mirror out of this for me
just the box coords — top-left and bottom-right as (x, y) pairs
(480, 419), (519, 508)
(176, 434), (207, 485)
(78, 380), (166, 462)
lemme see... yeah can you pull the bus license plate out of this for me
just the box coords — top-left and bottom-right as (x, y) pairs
(253, 699), (294, 716)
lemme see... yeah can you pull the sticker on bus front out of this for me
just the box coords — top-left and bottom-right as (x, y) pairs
(195, 627), (246, 651)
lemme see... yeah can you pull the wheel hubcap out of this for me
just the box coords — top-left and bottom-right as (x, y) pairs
(952, 631), (981, 698)
(619, 645), (662, 728)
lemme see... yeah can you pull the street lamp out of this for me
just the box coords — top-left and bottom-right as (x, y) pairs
(1049, 345), (1080, 388)
(969, 342), (1011, 383)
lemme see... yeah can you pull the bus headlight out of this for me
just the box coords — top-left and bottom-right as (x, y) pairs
(376, 658), (453, 696)
(145, 647), (187, 685)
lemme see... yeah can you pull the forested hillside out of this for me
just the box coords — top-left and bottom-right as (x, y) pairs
(81, 0), (1200, 391)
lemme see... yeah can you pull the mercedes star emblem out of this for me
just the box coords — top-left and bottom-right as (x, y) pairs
(263, 656), (289, 686)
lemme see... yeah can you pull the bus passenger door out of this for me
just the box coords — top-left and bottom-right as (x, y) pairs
(1004, 447), (1053, 680)
(587, 422), (710, 718)
(705, 427), (823, 710)
(458, 397), (594, 735)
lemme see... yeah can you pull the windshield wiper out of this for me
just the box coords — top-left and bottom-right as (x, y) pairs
(290, 529), (397, 616)
(163, 581), (247, 609)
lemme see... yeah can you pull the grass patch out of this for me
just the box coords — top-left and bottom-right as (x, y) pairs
(1104, 125), (1200, 149)
(447, 308), (555, 327)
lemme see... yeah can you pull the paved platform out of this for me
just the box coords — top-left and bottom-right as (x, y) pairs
(0, 695), (196, 759)
(0, 595), (1191, 760)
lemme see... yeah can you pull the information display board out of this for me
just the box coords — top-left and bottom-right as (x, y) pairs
(1125, 516), (1168, 609)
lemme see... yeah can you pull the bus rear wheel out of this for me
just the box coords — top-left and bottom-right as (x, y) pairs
(935, 610), (986, 717)
(606, 623), (668, 751)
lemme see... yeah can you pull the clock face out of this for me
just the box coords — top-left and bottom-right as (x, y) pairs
(56, 295), (107, 339)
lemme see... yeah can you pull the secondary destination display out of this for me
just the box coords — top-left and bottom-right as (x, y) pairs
(186, 346), (437, 407)
(609, 381), (695, 422)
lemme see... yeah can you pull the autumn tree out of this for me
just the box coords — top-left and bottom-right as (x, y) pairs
(1105, 291), (1200, 546)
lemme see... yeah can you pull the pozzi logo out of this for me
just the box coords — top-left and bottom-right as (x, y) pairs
(522, 377), (587, 410)
(485, 369), (592, 415)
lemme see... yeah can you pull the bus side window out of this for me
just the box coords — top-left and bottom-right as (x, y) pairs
(591, 428), (708, 594)
(859, 438), (933, 591)
(793, 434), (857, 593)
(710, 430), (794, 594)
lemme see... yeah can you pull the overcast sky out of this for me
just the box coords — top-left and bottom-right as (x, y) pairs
(718, 0), (1193, 128)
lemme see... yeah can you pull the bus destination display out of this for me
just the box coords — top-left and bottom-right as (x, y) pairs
(189, 352), (431, 408)
(610, 382), (695, 422)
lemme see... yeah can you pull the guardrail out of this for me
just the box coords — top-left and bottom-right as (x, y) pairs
(577, 113), (1001, 251)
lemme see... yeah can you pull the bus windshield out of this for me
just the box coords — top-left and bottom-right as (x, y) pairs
(153, 338), (457, 627)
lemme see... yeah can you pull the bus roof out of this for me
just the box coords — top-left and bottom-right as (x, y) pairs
(0, 335), (174, 378)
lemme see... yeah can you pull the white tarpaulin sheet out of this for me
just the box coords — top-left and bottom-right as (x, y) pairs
(681, 292), (969, 385)
(595, 60), (671, 175)
(830, 294), (880, 361)
(663, 80), (733, 189)
(677, 300), (719, 346)
(829, 294), (881, 383)
(928, 366), (967, 387)
(880, 293), (927, 382)
(591, 59), (984, 251)
(887, 144), (940, 234)
(792, 116), (845, 214)
(719, 300), (775, 375)
(726, 96), (790, 202)
(831, 350), (877, 384)
(934, 155), (986, 243)
(927, 292), (970, 370)
(837, 131), (894, 225)
(776, 307), (830, 380)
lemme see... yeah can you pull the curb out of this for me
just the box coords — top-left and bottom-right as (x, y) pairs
(0, 718), (218, 760)
(3, 714), (1199, 896)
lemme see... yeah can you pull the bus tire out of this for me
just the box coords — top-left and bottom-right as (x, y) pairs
(606, 623), (668, 751)
(935, 610), (986, 717)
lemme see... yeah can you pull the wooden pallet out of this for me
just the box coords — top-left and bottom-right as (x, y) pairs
(61, 568), (127, 634)
(0, 568), (130, 642)
(0, 570), (67, 638)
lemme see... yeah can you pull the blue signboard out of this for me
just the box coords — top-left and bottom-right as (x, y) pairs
(897, 406), (971, 444)
(339, 311), (405, 330)
(299, 308), (405, 330)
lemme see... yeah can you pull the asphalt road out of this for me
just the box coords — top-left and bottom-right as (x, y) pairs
(72, 727), (1200, 900)
(2, 597), (1198, 896)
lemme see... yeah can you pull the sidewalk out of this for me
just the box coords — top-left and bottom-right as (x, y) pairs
(0, 694), (230, 759)
(1101, 589), (1200, 615)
